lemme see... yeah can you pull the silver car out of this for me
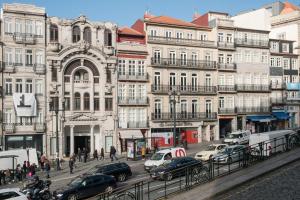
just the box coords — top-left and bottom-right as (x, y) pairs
(213, 145), (245, 164)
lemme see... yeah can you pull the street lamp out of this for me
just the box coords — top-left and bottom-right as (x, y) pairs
(169, 90), (180, 147)
(49, 95), (65, 170)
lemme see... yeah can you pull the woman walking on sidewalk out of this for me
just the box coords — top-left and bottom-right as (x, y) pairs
(44, 160), (50, 179)
(93, 150), (98, 160)
(100, 148), (104, 160)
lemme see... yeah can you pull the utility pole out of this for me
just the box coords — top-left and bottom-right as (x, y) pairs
(169, 90), (180, 147)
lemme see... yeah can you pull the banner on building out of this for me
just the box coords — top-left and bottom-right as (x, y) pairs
(13, 93), (37, 117)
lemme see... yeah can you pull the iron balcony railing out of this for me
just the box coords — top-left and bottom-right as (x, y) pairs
(218, 108), (237, 114)
(13, 32), (37, 44)
(119, 121), (149, 129)
(217, 85), (236, 92)
(236, 84), (270, 92)
(148, 35), (216, 48)
(3, 123), (46, 133)
(3, 62), (16, 72)
(218, 63), (237, 71)
(151, 58), (217, 70)
(118, 97), (149, 105)
(234, 38), (269, 48)
(217, 41), (235, 49)
(118, 73), (149, 81)
(151, 85), (217, 95)
(151, 112), (217, 121)
(236, 106), (271, 113)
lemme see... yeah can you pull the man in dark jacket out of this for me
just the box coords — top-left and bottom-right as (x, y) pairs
(110, 146), (117, 162)
(69, 158), (74, 174)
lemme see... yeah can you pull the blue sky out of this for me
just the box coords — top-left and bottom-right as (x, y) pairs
(1, 0), (299, 26)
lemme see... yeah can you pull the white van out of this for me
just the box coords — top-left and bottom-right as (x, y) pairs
(144, 147), (186, 171)
(224, 130), (251, 145)
(249, 130), (297, 157)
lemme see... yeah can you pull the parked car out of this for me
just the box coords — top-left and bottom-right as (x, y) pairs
(0, 188), (28, 200)
(224, 130), (251, 145)
(88, 162), (132, 182)
(144, 147), (186, 172)
(54, 174), (117, 200)
(195, 144), (228, 161)
(213, 145), (246, 164)
(150, 157), (204, 181)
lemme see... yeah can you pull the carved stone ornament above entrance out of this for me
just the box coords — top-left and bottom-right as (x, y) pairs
(78, 40), (91, 52)
(69, 113), (98, 121)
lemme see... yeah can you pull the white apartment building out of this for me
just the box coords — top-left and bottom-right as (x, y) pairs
(1, 3), (47, 153)
(46, 15), (117, 157)
(116, 27), (149, 151)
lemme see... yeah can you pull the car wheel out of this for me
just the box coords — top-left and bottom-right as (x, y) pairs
(165, 173), (173, 181)
(105, 186), (114, 194)
(42, 191), (51, 200)
(118, 173), (127, 182)
(68, 194), (78, 200)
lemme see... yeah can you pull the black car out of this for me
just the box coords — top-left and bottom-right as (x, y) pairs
(89, 162), (132, 182)
(55, 174), (116, 200)
(150, 157), (203, 181)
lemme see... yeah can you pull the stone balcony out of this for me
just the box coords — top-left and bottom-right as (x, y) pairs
(151, 112), (217, 121)
(218, 63), (237, 71)
(13, 32), (37, 45)
(119, 121), (149, 129)
(34, 64), (46, 74)
(151, 58), (217, 70)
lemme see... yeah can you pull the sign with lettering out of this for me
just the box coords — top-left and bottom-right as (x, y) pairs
(13, 93), (37, 117)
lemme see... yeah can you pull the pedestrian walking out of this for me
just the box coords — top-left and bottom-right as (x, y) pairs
(110, 146), (118, 162)
(55, 154), (61, 171)
(69, 158), (74, 174)
(40, 154), (46, 171)
(83, 148), (88, 163)
(0, 170), (4, 185)
(100, 147), (104, 160)
(16, 164), (22, 182)
(44, 160), (50, 179)
(77, 148), (82, 162)
(93, 150), (98, 160)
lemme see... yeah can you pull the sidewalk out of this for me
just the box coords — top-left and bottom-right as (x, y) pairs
(171, 148), (300, 200)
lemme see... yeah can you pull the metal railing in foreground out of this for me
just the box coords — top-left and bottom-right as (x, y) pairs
(93, 132), (300, 200)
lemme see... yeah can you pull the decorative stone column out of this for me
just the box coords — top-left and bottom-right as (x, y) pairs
(90, 125), (95, 156)
(70, 125), (74, 156)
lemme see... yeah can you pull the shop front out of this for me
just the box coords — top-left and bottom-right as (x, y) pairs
(246, 115), (275, 133)
(5, 134), (43, 153)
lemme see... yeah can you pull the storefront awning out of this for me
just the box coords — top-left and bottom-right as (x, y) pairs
(272, 112), (290, 120)
(246, 115), (275, 122)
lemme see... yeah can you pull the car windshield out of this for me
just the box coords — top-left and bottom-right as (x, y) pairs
(69, 177), (83, 187)
(151, 153), (164, 160)
(227, 134), (241, 139)
(205, 145), (216, 151)
(220, 147), (233, 154)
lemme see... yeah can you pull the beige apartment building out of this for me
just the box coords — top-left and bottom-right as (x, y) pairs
(46, 15), (118, 157)
(1, 4), (47, 153)
(0, 18), (3, 150)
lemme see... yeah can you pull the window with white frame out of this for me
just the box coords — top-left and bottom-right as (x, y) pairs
(191, 74), (198, 91)
(4, 17), (12, 33)
(245, 51), (251, 63)
(25, 49), (33, 66)
(169, 51), (176, 65)
(36, 50), (44, 64)
(4, 109), (13, 123)
(218, 33), (224, 42)
(5, 79), (12, 95)
(291, 59), (297, 70)
(165, 31), (172, 38)
(218, 54), (224, 64)
(192, 100), (198, 114)
(137, 85), (146, 98)
(35, 21), (43, 36)
(35, 79), (43, 94)
(118, 59), (126, 75)
(235, 52), (242, 63)
(277, 33), (286, 40)
(270, 57), (276, 67)
(128, 60), (135, 76)
(187, 33), (193, 39)
(226, 34), (233, 43)
(118, 108), (126, 128)
(16, 79), (23, 93)
(15, 19), (23, 33)
(180, 52), (187, 65)
(276, 57), (281, 67)
(219, 97), (225, 108)
(204, 52), (211, 61)
(292, 76), (298, 83)
(5, 48), (13, 65)
(191, 52), (198, 64)
(128, 84), (135, 99)
(227, 75), (234, 85)
(176, 32), (183, 39)
(284, 75), (289, 84)
(150, 29), (157, 37)
(226, 54), (233, 64)
(283, 58), (289, 69)
(153, 50), (161, 64)
(169, 72), (176, 88)
(36, 111), (44, 123)
(261, 52), (268, 64)
(200, 33), (207, 41)
(137, 60), (145, 76)
(25, 79), (33, 93)
(25, 20), (34, 34)
(219, 74), (225, 85)
(227, 96), (234, 108)
(270, 42), (279, 52)
(118, 84), (126, 100)
(15, 49), (23, 65)
(282, 43), (289, 53)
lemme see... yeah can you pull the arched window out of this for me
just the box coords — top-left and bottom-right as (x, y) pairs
(104, 29), (112, 46)
(50, 24), (58, 42)
(74, 92), (81, 110)
(72, 26), (80, 43)
(84, 93), (90, 110)
(74, 71), (81, 81)
(83, 27), (91, 43)
(83, 71), (89, 81)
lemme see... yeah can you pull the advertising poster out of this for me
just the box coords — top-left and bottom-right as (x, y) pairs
(127, 141), (134, 159)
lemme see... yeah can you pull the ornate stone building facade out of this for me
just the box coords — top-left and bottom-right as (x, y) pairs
(46, 15), (117, 157)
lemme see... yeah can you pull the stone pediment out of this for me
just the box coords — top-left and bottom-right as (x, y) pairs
(68, 113), (98, 121)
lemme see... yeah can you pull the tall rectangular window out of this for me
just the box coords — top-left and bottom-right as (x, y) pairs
(5, 79), (13, 95)
(52, 68), (57, 82)
(25, 49), (33, 66)
(118, 59), (126, 75)
(16, 79), (23, 93)
(64, 97), (70, 111)
(4, 17), (12, 33)
(105, 98), (113, 111)
(35, 21), (43, 36)
(4, 109), (13, 123)
(15, 49), (23, 65)
(25, 20), (34, 34)
(15, 19), (23, 33)
(25, 79), (33, 93)
(137, 60), (145, 76)
(129, 60), (135, 76)
(5, 48), (13, 65)
(94, 98), (100, 111)
(218, 33), (224, 42)
(128, 85), (135, 99)
(35, 79), (43, 94)
(36, 50), (44, 64)
(118, 84), (126, 100)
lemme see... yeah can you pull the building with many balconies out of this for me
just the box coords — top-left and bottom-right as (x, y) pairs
(1, 3), (47, 153)
(46, 15), (117, 157)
